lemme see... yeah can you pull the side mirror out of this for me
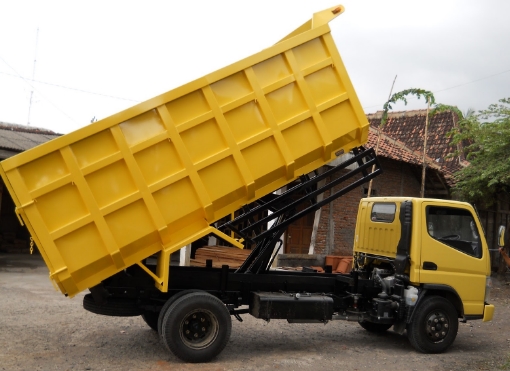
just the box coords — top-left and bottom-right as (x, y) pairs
(498, 226), (506, 247)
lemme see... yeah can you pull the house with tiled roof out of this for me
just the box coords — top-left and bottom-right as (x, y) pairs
(0, 122), (60, 253)
(369, 109), (469, 169)
(0, 122), (60, 160)
(366, 109), (466, 197)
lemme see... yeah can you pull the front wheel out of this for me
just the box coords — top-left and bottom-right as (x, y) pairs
(160, 292), (232, 363)
(407, 295), (458, 353)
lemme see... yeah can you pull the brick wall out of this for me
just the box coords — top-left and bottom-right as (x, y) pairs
(314, 158), (421, 256)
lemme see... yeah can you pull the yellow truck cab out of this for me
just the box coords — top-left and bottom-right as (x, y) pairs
(353, 197), (494, 352)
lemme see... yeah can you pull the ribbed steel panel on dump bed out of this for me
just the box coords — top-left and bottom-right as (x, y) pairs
(0, 5), (368, 297)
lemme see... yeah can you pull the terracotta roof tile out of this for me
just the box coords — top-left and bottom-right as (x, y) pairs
(367, 109), (464, 174)
(368, 127), (440, 169)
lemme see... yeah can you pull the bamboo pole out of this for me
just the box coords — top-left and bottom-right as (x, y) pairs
(420, 97), (431, 198)
(367, 75), (397, 197)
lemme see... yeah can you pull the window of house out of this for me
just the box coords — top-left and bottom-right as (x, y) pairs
(426, 206), (482, 258)
(371, 203), (396, 223)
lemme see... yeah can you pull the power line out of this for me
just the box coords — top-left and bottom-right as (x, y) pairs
(362, 68), (510, 111)
(433, 68), (510, 94)
(2, 53), (509, 114)
(0, 70), (140, 103)
(27, 27), (39, 125)
(0, 54), (79, 124)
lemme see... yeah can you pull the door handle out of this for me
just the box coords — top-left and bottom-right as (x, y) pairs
(423, 261), (437, 270)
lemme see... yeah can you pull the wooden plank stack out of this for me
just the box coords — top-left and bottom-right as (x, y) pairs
(190, 246), (251, 268)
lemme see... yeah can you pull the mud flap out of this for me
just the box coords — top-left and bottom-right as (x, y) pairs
(393, 319), (406, 334)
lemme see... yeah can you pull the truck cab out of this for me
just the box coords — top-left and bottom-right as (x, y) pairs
(353, 197), (494, 352)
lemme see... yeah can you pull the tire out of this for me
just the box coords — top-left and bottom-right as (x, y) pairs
(358, 321), (393, 333)
(160, 292), (232, 363)
(407, 295), (459, 353)
(83, 293), (142, 317)
(157, 290), (200, 337)
(141, 311), (159, 331)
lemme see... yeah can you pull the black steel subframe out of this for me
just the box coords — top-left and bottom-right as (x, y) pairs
(221, 146), (380, 243)
(98, 263), (379, 316)
(219, 146), (382, 274)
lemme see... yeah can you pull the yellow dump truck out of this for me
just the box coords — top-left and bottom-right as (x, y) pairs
(0, 5), (501, 363)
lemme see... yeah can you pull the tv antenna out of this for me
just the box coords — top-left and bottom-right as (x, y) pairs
(27, 27), (39, 125)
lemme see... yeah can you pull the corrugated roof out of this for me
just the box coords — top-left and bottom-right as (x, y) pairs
(0, 122), (60, 153)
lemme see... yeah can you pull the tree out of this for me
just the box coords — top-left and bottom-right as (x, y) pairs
(447, 98), (510, 204)
(463, 107), (475, 119)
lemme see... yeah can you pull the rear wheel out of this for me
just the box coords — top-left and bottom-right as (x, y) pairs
(157, 290), (199, 337)
(407, 295), (458, 353)
(358, 321), (393, 333)
(160, 292), (232, 363)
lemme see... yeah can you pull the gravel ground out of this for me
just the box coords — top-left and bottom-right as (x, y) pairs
(1, 253), (510, 371)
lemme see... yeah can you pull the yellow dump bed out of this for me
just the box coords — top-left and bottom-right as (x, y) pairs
(0, 5), (368, 297)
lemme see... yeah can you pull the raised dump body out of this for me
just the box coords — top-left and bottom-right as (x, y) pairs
(0, 5), (368, 297)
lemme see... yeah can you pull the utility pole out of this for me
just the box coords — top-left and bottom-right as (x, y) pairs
(27, 27), (39, 125)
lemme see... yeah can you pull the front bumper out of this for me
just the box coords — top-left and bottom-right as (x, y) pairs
(483, 304), (495, 322)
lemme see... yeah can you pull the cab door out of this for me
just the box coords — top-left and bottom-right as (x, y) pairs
(419, 202), (488, 315)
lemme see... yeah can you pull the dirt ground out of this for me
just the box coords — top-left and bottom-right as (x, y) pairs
(2, 253), (510, 371)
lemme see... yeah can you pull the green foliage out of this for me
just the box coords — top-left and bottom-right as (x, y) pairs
(380, 88), (436, 127)
(429, 103), (463, 120)
(448, 98), (510, 204)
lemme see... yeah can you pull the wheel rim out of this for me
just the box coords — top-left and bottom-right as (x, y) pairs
(425, 309), (450, 343)
(179, 309), (219, 350)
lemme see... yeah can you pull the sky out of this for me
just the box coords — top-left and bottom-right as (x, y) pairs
(1, 0), (509, 134)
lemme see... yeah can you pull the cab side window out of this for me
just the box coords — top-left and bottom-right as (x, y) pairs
(426, 206), (482, 258)
(371, 203), (396, 223)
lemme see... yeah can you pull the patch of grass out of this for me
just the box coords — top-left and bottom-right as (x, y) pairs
(499, 355), (510, 370)
(473, 355), (510, 370)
